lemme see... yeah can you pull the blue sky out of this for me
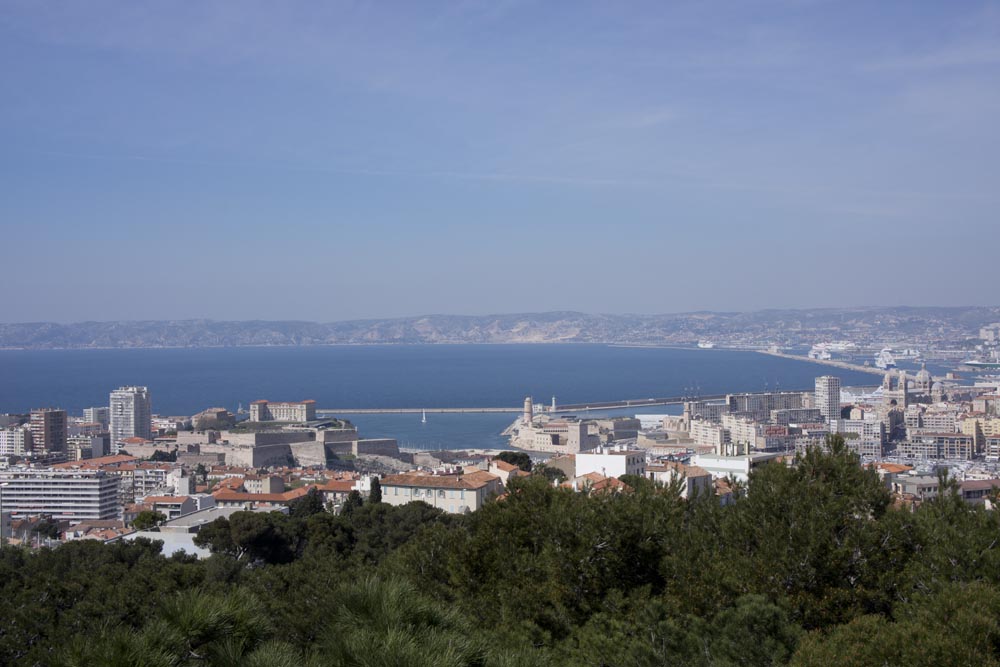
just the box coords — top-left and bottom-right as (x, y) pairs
(2, 1), (998, 322)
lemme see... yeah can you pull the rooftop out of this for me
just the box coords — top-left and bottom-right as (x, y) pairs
(382, 470), (500, 490)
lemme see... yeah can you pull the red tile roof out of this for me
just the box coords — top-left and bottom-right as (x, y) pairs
(53, 454), (137, 469)
(212, 486), (312, 503)
(382, 470), (500, 490)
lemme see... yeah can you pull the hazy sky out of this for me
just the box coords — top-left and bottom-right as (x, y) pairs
(2, 1), (999, 322)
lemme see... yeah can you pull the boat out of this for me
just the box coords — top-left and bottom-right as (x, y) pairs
(961, 350), (1000, 370)
(421, 410), (427, 423)
(962, 359), (1000, 370)
(697, 341), (715, 349)
(875, 348), (896, 370)
(808, 346), (832, 361)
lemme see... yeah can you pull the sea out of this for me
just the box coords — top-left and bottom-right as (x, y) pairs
(1, 344), (881, 451)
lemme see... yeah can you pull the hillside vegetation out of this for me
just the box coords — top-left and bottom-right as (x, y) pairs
(4, 441), (1000, 665)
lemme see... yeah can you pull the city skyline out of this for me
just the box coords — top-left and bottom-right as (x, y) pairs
(3, 1), (1000, 321)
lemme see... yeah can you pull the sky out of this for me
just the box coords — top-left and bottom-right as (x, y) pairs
(2, 1), (999, 322)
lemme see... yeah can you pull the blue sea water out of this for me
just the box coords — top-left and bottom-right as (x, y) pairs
(0, 344), (879, 450)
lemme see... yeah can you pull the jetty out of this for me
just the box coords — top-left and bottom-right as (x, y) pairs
(757, 350), (886, 377)
(317, 407), (519, 415)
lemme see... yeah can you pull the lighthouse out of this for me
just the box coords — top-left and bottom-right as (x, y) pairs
(523, 396), (533, 425)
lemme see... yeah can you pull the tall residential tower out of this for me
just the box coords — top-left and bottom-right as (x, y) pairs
(29, 408), (67, 454)
(814, 376), (842, 426)
(110, 386), (151, 450)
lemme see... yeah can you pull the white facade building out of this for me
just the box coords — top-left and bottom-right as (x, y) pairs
(0, 426), (32, 456)
(83, 407), (110, 428)
(248, 400), (316, 423)
(380, 470), (503, 514)
(690, 419), (728, 451)
(574, 444), (646, 479)
(110, 386), (152, 450)
(0, 468), (120, 523)
(815, 376), (842, 425)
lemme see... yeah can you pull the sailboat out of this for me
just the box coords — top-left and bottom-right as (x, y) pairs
(421, 410), (427, 424)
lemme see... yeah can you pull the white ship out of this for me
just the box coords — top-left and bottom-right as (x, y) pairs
(961, 349), (1000, 370)
(808, 345), (832, 360)
(875, 348), (897, 370)
(697, 341), (715, 349)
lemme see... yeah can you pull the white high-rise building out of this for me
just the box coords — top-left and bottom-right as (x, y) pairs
(0, 468), (120, 522)
(815, 376), (842, 426)
(110, 386), (152, 450)
(0, 426), (32, 456)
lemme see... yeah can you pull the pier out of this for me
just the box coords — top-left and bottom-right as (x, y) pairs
(319, 396), (726, 416)
(757, 350), (887, 377)
(317, 407), (519, 415)
(550, 394), (729, 412)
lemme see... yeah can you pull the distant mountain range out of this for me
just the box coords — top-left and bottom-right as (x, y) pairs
(1, 307), (997, 350)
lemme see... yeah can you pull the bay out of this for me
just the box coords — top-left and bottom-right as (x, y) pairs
(1, 344), (879, 450)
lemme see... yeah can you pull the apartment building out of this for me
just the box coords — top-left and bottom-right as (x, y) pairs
(29, 408), (67, 454)
(0, 468), (120, 522)
(249, 400), (316, 423)
(380, 470), (503, 514)
(110, 386), (152, 449)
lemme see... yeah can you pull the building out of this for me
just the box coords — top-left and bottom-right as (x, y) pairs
(29, 408), (67, 454)
(83, 407), (110, 429)
(380, 470), (503, 513)
(141, 495), (197, 520)
(690, 419), (728, 451)
(892, 474), (940, 502)
(682, 400), (729, 424)
(0, 468), (120, 523)
(574, 444), (645, 479)
(0, 426), (32, 456)
(959, 479), (1000, 506)
(243, 474), (285, 495)
(645, 462), (713, 499)
(726, 391), (804, 422)
(692, 451), (784, 484)
(895, 433), (976, 460)
(836, 418), (887, 457)
(66, 434), (109, 460)
(212, 486), (313, 509)
(815, 376), (841, 426)
(110, 386), (152, 450)
(770, 408), (823, 426)
(249, 400), (316, 423)
(986, 436), (1000, 461)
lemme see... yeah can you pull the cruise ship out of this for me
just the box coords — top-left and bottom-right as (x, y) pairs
(962, 350), (1000, 370)
(875, 348), (897, 370)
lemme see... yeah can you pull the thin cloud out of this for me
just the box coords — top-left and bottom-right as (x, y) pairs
(868, 43), (1000, 71)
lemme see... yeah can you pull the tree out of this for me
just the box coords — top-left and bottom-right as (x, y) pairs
(30, 519), (60, 541)
(341, 491), (364, 516)
(533, 464), (567, 484)
(149, 449), (177, 462)
(369, 478), (382, 504)
(495, 451), (532, 472)
(289, 488), (326, 519)
(195, 463), (208, 485)
(132, 510), (166, 531)
(193, 513), (301, 565)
